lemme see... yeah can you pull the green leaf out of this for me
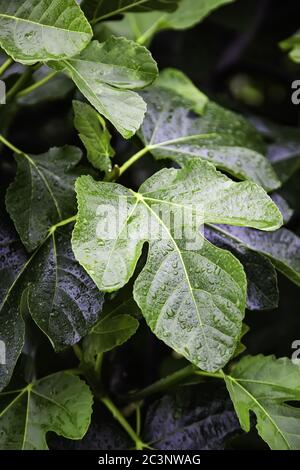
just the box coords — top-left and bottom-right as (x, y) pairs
(225, 355), (300, 450)
(97, 0), (235, 45)
(143, 383), (241, 450)
(156, 68), (208, 115)
(83, 313), (139, 359)
(26, 227), (105, 350)
(0, 0), (92, 64)
(213, 225), (300, 287)
(205, 226), (279, 311)
(0, 219), (104, 391)
(50, 37), (158, 138)
(0, 372), (93, 450)
(280, 31), (300, 63)
(0, 218), (27, 392)
(72, 160), (282, 371)
(82, 0), (180, 22)
(6, 146), (83, 252)
(138, 86), (280, 191)
(73, 100), (115, 173)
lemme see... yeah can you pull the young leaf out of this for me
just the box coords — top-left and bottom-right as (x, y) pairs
(0, 372), (93, 450)
(6, 146), (83, 252)
(138, 87), (280, 191)
(143, 383), (241, 450)
(83, 313), (139, 360)
(0, 0), (92, 64)
(225, 355), (300, 450)
(82, 0), (180, 22)
(213, 225), (300, 287)
(26, 227), (105, 350)
(280, 31), (300, 63)
(205, 225), (279, 311)
(50, 37), (158, 138)
(72, 160), (282, 371)
(156, 68), (208, 115)
(73, 100), (115, 173)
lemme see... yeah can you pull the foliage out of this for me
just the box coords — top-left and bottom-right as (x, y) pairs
(0, 0), (300, 452)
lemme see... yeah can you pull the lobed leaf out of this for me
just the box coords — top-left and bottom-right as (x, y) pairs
(51, 37), (158, 138)
(0, 0), (92, 64)
(0, 372), (93, 449)
(225, 355), (300, 450)
(138, 86), (280, 191)
(72, 160), (282, 371)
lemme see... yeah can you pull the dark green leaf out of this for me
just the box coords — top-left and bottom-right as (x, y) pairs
(73, 100), (115, 173)
(138, 86), (280, 191)
(0, 0), (92, 64)
(143, 383), (241, 450)
(6, 146), (82, 252)
(0, 371), (93, 449)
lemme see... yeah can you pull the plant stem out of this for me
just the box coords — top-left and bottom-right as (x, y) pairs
(0, 57), (13, 77)
(16, 71), (58, 98)
(127, 365), (196, 401)
(72, 344), (83, 362)
(135, 405), (141, 437)
(95, 353), (104, 378)
(101, 396), (150, 450)
(49, 215), (77, 234)
(127, 366), (224, 401)
(118, 146), (151, 177)
(0, 134), (23, 155)
(6, 68), (33, 102)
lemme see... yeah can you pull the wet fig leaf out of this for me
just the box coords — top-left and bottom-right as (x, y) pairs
(0, 0), (92, 65)
(0, 219), (104, 391)
(51, 37), (158, 138)
(6, 146), (83, 252)
(214, 225), (300, 287)
(0, 218), (27, 392)
(83, 313), (139, 361)
(280, 31), (300, 63)
(138, 86), (280, 191)
(26, 227), (104, 351)
(0, 372), (93, 450)
(143, 383), (241, 450)
(82, 0), (180, 22)
(225, 355), (300, 450)
(205, 225), (279, 311)
(73, 100), (115, 173)
(72, 160), (282, 371)
(97, 0), (235, 45)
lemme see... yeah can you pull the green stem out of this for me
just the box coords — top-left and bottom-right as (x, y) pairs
(95, 353), (103, 377)
(135, 405), (141, 437)
(6, 68), (33, 102)
(118, 146), (151, 177)
(101, 396), (150, 450)
(72, 344), (83, 362)
(0, 57), (13, 77)
(49, 215), (77, 234)
(127, 366), (224, 401)
(0, 133), (23, 155)
(16, 71), (58, 98)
